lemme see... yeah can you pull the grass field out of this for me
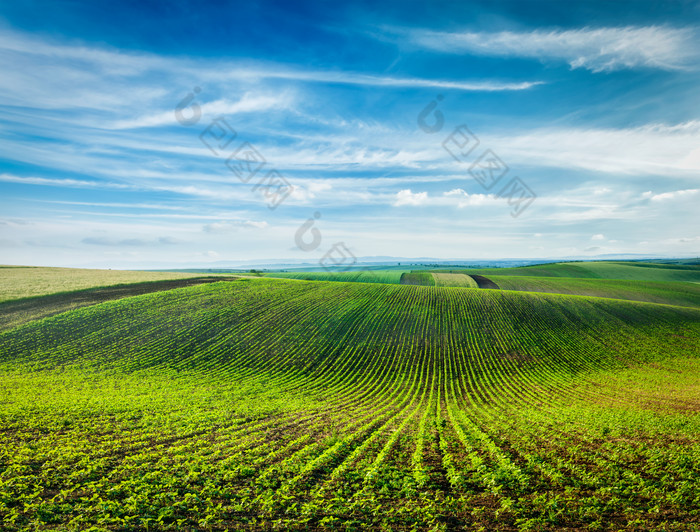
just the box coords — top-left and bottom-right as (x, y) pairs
(0, 277), (240, 333)
(265, 271), (477, 287)
(445, 261), (700, 282)
(1, 275), (699, 530)
(0, 266), (209, 303)
(431, 273), (478, 288)
(265, 270), (406, 284)
(488, 276), (700, 308)
(264, 262), (700, 310)
(399, 272), (435, 286)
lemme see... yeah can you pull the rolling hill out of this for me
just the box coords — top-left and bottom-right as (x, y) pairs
(1, 276), (698, 530)
(487, 276), (700, 308)
(0, 266), (215, 303)
(445, 261), (700, 282)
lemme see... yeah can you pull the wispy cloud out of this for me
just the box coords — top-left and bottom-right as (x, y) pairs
(404, 25), (697, 72)
(0, 27), (542, 118)
(82, 236), (179, 246)
(1, 14), (698, 265)
(203, 220), (269, 232)
(0, 173), (134, 190)
(488, 121), (700, 176)
(248, 68), (544, 91)
(642, 188), (699, 201)
(111, 92), (296, 129)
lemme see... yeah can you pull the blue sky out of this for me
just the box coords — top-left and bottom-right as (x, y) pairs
(1, 0), (699, 268)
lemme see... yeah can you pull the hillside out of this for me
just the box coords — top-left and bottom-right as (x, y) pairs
(448, 261), (700, 282)
(0, 276), (240, 333)
(265, 269), (406, 284)
(1, 277), (698, 530)
(0, 266), (215, 303)
(487, 276), (700, 308)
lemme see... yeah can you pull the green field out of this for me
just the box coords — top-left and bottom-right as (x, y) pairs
(0, 276), (240, 333)
(0, 266), (210, 303)
(265, 270), (406, 284)
(431, 273), (478, 288)
(488, 276), (700, 308)
(446, 261), (700, 282)
(399, 272), (436, 286)
(265, 262), (700, 309)
(265, 270), (475, 288)
(1, 274), (699, 530)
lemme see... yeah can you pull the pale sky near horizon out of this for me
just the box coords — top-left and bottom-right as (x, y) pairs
(1, 0), (699, 268)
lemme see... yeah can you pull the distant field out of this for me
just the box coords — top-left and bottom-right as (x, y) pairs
(399, 271), (435, 286)
(265, 270), (405, 284)
(431, 272), (478, 287)
(257, 262), (700, 309)
(0, 276), (699, 530)
(489, 276), (700, 308)
(445, 261), (700, 282)
(0, 266), (208, 302)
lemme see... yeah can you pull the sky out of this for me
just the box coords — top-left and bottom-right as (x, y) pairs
(1, 0), (699, 268)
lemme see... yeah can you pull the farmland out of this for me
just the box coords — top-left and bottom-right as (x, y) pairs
(1, 273), (699, 530)
(267, 271), (479, 288)
(0, 276), (240, 333)
(486, 276), (700, 308)
(431, 273), (478, 288)
(441, 261), (700, 283)
(264, 262), (700, 308)
(3, 0), (699, 530)
(265, 270), (405, 284)
(399, 272), (436, 286)
(0, 266), (212, 303)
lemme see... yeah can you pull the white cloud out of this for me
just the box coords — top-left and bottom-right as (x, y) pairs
(0, 172), (268, 205)
(543, 205), (627, 223)
(406, 25), (697, 72)
(444, 188), (494, 207)
(6, 26), (698, 184)
(203, 220), (269, 233)
(263, 69), (543, 91)
(647, 188), (699, 201)
(0, 173), (134, 190)
(394, 189), (428, 206)
(248, 120), (700, 177)
(82, 236), (179, 246)
(288, 182), (332, 203)
(111, 92), (295, 129)
(0, 27), (542, 118)
(2, 28), (699, 264)
(591, 233), (605, 240)
(490, 121), (700, 176)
